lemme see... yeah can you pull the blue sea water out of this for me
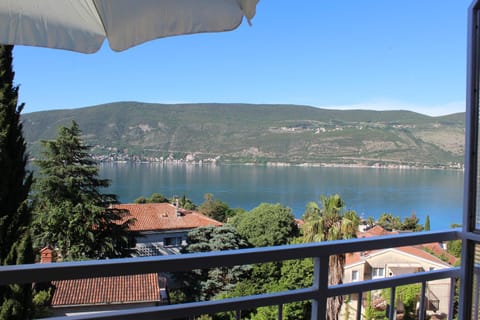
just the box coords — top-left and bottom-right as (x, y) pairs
(100, 163), (464, 231)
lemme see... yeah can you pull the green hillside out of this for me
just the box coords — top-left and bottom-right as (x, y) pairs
(22, 102), (465, 168)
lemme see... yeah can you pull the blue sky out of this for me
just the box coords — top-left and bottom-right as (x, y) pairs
(13, 0), (471, 116)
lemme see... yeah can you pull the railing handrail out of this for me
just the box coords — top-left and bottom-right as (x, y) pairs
(0, 229), (461, 320)
(44, 266), (461, 320)
(0, 229), (459, 285)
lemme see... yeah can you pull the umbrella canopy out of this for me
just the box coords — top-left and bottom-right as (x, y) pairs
(0, 0), (258, 53)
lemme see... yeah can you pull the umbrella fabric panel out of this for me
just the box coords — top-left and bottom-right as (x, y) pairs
(0, 0), (258, 53)
(96, 0), (254, 52)
(0, 0), (105, 53)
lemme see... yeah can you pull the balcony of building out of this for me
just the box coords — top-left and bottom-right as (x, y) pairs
(4, 0), (480, 319)
(0, 229), (463, 319)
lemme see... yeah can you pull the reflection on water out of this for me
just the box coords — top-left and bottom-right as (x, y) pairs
(101, 163), (464, 231)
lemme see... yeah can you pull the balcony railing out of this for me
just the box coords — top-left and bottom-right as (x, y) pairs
(0, 229), (461, 320)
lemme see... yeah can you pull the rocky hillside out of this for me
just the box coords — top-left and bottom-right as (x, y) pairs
(22, 102), (465, 168)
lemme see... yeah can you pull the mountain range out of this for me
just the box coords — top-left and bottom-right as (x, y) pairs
(22, 102), (465, 168)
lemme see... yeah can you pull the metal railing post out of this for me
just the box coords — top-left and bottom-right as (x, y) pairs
(448, 277), (456, 320)
(388, 287), (396, 320)
(419, 281), (426, 320)
(311, 256), (329, 320)
(356, 292), (362, 320)
(461, 0), (480, 319)
(277, 304), (283, 320)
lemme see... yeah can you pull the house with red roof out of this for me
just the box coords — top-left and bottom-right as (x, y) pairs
(38, 247), (165, 317)
(114, 202), (223, 256)
(50, 274), (163, 316)
(343, 226), (457, 319)
(40, 204), (221, 316)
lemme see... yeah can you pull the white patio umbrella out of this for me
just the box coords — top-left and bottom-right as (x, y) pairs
(0, 0), (258, 53)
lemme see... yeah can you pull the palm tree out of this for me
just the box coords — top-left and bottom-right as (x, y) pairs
(302, 194), (360, 320)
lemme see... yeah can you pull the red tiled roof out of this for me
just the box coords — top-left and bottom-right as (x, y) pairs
(346, 226), (457, 266)
(114, 203), (223, 232)
(52, 274), (160, 306)
(295, 219), (304, 227)
(417, 242), (457, 265)
(356, 225), (398, 238)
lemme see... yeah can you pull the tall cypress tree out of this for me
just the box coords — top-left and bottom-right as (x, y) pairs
(0, 44), (34, 319)
(425, 214), (431, 231)
(33, 121), (134, 260)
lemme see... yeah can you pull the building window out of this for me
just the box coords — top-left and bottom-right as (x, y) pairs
(351, 270), (359, 282)
(372, 267), (385, 278)
(164, 236), (182, 247)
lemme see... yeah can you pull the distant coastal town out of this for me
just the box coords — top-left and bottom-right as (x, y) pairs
(91, 151), (464, 171)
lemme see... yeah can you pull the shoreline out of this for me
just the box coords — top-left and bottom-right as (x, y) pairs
(97, 159), (464, 171)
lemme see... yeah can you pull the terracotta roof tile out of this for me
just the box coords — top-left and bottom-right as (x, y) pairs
(52, 273), (160, 306)
(356, 225), (398, 238)
(346, 226), (457, 266)
(114, 203), (223, 232)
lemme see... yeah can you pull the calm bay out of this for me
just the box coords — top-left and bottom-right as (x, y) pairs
(100, 163), (464, 231)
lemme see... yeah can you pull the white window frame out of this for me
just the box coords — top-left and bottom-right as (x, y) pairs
(372, 267), (385, 279)
(351, 270), (359, 282)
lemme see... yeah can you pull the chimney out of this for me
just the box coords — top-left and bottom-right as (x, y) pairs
(174, 195), (181, 217)
(174, 195), (179, 208)
(40, 246), (55, 263)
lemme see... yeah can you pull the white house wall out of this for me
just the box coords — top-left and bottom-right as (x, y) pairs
(344, 248), (453, 315)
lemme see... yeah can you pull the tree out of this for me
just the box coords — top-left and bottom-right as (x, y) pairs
(252, 256), (314, 320)
(134, 193), (169, 204)
(231, 202), (298, 247)
(32, 121), (134, 260)
(179, 225), (251, 301)
(377, 213), (402, 231)
(424, 215), (431, 231)
(178, 193), (197, 210)
(447, 223), (462, 259)
(0, 44), (34, 319)
(400, 212), (423, 231)
(133, 196), (147, 204)
(302, 194), (360, 320)
(198, 193), (232, 223)
(382, 284), (421, 320)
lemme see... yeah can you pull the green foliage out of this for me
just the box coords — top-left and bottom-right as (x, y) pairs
(447, 240), (462, 260)
(377, 213), (402, 231)
(32, 288), (52, 318)
(0, 234), (35, 320)
(134, 196), (147, 203)
(364, 291), (388, 320)
(22, 102), (465, 168)
(134, 193), (170, 203)
(179, 226), (251, 301)
(149, 193), (169, 203)
(302, 194), (360, 320)
(377, 212), (423, 232)
(198, 193), (232, 223)
(447, 224), (462, 260)
(424, 215), (431, 231)
(231, 203), (298, 247)
(0, 44), (34, 319)
(178, 194), (197, 210)
(302, 195), (359, 242)
(275, 258), (313, 319)
(400, 213), (423, 231)
(224, 252), (314, 319)
(382, 284), (421, 320)
(32, 121), (134, 260)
